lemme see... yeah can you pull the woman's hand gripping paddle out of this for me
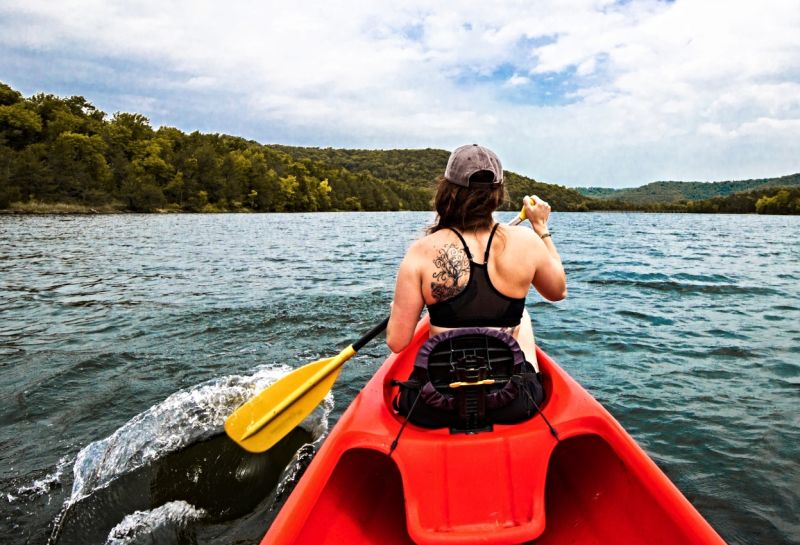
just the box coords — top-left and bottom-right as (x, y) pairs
(225, 318), (389, 452)
(510, 197), (542, 226)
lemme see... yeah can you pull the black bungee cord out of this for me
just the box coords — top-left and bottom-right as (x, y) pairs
(521, 377), (560, 441)
(388, 390), (422, 457)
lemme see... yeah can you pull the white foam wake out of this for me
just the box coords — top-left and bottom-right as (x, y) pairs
(45, 363), (332, 545)
(104, 501), (206, 545)
(9, 456), (71, 502)
(69, 364), (330, 503)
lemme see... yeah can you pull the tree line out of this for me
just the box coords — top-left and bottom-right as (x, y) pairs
(577, 173), (800, 205)
(0, 82), (433, 212)
(0, 81), (626, 214)
(1, 81), (797, 214)
(269, 145), (597, 211)
(583, 186), (800, 214)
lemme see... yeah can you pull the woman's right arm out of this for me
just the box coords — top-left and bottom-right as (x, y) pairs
(525, 196), (567, 301)
(387, 246), (425, 353)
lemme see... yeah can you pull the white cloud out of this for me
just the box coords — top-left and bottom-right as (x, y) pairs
(505, 74), (530, 87)
(0, 0), (799, 186)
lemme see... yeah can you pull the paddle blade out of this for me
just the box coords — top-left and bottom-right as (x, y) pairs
(225, 355), (345, 453)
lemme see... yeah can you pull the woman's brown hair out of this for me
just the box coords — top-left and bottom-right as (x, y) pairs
(428, 172), (507, 234)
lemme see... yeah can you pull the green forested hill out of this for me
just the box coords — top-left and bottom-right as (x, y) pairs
(576, 174), (800, 204)
(269, 145), (450, 188)
(683, 186), (800, 214)
(270, 145), (593, 211)
(0, 81), (592, 213)
(576, 187), (619, 199)
(1, 81), (797, 214)
(579, 185), (800, 214)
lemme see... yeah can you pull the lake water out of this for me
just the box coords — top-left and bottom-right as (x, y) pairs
(1, 212), (798, 545)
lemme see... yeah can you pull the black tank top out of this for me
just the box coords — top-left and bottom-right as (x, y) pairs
(427, 224), (526, 328)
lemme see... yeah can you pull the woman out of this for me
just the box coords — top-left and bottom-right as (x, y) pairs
(387, 144), (567, 370)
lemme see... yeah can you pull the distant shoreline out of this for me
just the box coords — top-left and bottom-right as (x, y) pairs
(0, 202), (779, 216)
(1, 202), (129, 215)
(2, 81), (798, 217)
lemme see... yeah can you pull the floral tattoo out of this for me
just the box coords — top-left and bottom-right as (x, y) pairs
(431, 243), (470, 301)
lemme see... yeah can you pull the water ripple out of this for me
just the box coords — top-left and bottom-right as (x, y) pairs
(1, 212), (798, 545)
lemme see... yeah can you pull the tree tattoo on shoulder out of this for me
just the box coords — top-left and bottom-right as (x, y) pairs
(431, 243), (470, 301)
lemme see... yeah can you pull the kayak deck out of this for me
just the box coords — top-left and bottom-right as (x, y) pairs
(263, 321), (724, 545)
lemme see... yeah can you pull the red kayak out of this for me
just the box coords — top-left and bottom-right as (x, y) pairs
(262, 319), (725, 545)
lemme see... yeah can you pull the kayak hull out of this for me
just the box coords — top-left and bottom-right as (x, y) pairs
(262, 321), (725, 545)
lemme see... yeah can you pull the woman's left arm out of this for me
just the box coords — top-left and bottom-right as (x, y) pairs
(387, 249), (425, 353)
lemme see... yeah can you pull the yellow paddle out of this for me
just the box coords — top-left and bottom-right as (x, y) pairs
(226, 203), (532, 453)
(510, 207), (526, 226)
(225, 318), (389, 452)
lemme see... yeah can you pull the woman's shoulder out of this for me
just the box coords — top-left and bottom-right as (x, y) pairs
(494, 224), (540, 266)
(409, 224), (535, 252)
(403, 230), (464, 268)
(403, 230), (441, 258)
(499, 223), (538, 244)
(410, 229), (452, 249)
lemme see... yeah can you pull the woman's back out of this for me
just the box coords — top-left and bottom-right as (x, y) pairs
(415, 224), (537, 309)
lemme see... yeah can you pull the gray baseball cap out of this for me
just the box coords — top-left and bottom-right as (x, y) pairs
(444, 144), (504, 187)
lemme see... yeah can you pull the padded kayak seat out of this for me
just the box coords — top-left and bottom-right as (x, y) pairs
(395, 328), (543, 433)
(426, 332), (517, 387)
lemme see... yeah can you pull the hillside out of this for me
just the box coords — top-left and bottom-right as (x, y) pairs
(683, 186), (800, 214)
(268, 145), (450, 189)
(2, 80), (796, 215)
(0, 81), (592, 213)
(576, 173), (800, 204)
(270, 145), (592, 211)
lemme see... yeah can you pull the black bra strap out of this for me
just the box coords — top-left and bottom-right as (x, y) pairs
(447, 228), (473, 260)
(484, 223), (500, 262)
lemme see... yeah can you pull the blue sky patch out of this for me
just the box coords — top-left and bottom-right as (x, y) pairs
(501, 67), (583, 107)
(516, 34), (559, 52)
(452, 61), (583, 107)
(401, 23), (424, 41)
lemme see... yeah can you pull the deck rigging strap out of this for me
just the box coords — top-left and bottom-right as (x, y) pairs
(518, 375), (559, 441)
(388, 385), (422, 456)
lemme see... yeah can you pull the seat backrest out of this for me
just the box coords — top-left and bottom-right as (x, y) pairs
(425, 333), (518, 390)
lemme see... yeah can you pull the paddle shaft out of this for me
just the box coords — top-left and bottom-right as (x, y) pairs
(353, 316), (390, 351)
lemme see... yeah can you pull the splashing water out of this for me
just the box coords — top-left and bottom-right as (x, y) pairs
(9, 457), (71, 503)
(69, 364), (294, 501)
(46, 364), (332, 545)
(104, 501), (207, 545)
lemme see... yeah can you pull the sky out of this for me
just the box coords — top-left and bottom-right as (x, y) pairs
(1, 0), (799, 187)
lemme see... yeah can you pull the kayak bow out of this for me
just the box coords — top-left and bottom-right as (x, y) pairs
(262, 318), (725, 545)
